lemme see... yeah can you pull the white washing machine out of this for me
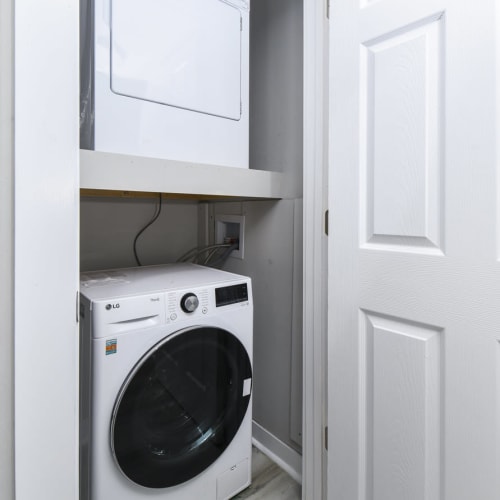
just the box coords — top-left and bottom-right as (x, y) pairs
(79, 263), (253, 500)
(80, 0), (250, 168)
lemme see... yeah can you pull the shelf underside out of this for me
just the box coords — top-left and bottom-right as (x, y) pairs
(80, 150), (300, 200)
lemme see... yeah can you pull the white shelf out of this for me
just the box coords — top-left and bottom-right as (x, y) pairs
(80, 150), (300, 200)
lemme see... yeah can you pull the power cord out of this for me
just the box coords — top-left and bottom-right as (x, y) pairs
(133, 193), (162, 266)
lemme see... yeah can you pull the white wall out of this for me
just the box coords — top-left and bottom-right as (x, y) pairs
(80, 197), (200, 271)
(0, 0), (14, 497)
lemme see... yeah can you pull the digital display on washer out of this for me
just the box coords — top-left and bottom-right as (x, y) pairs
(215, 283), (248, 307)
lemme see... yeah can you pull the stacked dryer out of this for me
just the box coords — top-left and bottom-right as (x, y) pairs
(80, 0), (250, 168)
(79, 263), (253, 500)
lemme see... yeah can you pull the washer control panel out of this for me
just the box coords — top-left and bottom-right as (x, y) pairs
(165, 282), (248, 323)
(166, 288), (210, 322)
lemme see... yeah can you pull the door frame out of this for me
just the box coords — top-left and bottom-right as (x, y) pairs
(302, 0), (329, 498)
(0, 0), (14, 497)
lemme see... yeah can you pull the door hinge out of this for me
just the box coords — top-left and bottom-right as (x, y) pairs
(325, 426), (328, 450)
(240, 17), (243, 31)
(325, 209), (329, 236)
(326, 0), (330, 19)
(76, 291), (80, 323)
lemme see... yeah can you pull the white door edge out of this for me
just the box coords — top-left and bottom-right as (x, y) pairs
(302, 0), (329, 498)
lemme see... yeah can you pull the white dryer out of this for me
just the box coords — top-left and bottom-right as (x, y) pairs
(80, 0), (250, 168)
(79, 263), (253, 500)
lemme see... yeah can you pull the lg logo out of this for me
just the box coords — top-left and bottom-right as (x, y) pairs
(105, 303), (120, 310)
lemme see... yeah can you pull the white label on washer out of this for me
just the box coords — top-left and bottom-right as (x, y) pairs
(242, 378), (252, 397)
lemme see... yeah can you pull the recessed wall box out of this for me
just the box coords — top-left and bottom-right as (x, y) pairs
(215, 215), (245, 260)
(80, 0), (250, 168)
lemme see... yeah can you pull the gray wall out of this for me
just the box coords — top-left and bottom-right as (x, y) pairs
(244, 0), (304, 451)
(250, 0), (303, 178)
(80, 197), (199, 271)
(0, 0), (15, 496)
(209, 200), (303, 452)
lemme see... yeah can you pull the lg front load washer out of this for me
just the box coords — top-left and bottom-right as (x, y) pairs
(79, 263), (253, 500)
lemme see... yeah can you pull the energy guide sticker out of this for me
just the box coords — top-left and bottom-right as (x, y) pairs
(106, 339), (117, 355)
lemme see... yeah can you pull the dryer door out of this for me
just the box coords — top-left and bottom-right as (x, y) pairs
(110, 0), (243, 120)
(111, 326), (252, 488)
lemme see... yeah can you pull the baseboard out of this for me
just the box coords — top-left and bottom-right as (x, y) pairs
(251, 420), (302, 484)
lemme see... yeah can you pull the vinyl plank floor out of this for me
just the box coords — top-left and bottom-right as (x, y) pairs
(233, 447), (301, 500)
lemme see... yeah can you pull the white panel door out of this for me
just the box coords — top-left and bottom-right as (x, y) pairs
(15, 0), (79, 499)
(328, 1), (499, 499)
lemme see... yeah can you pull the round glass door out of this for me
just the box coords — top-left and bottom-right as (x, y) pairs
(111, 326), (252, 488)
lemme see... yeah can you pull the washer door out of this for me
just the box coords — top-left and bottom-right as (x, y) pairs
(111, 326), (252, 488)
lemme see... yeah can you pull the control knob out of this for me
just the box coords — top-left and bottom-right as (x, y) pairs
(180, 293), (199, 313)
